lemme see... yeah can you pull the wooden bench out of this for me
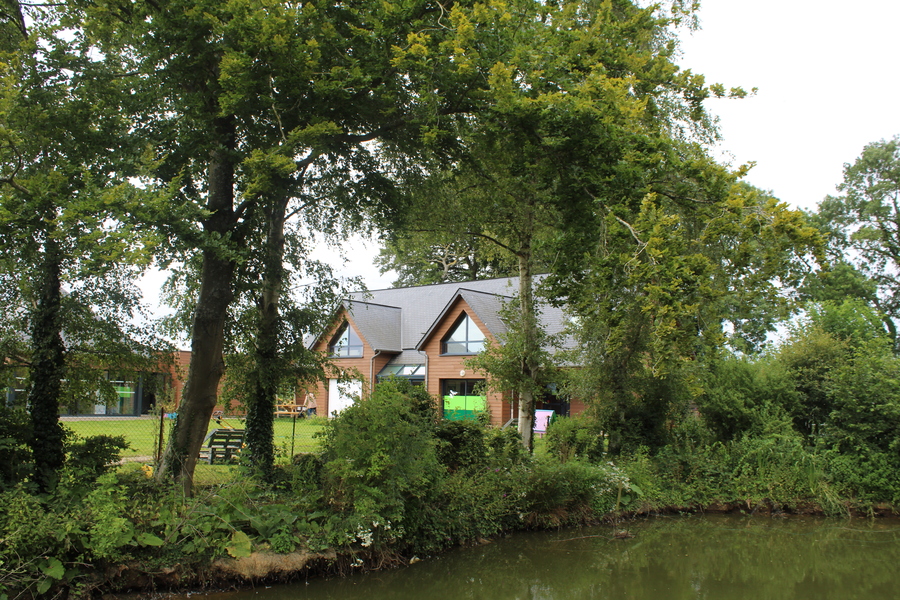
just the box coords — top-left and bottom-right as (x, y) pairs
(198, 429), (245, 464)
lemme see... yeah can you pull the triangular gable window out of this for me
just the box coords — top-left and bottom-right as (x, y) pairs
(441, 313), (485, 354)
(329, 322), (363, 357)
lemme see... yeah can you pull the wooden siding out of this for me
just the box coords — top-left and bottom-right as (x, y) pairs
(307, 309), (395, 416)
(421, 298), (507, 425)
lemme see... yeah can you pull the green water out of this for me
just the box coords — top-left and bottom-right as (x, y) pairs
(196, 515), (900, 600)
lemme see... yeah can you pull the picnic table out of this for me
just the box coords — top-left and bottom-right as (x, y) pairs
(275, 402), (302, 417)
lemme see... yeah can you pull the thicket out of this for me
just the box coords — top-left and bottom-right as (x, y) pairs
(561, 299), (900, 513)
(0, 380), (635, 598)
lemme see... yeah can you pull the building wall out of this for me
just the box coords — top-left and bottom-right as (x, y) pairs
(308, 309), (395, 416)
(420, 298), (507, 426)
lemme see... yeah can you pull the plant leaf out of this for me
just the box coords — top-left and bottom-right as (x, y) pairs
(137, 532), (165, 547)
(41, 558), (65, 580)
(226, 531), (252, 558)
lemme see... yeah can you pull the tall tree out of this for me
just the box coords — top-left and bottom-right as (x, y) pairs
(0, 5), (160, 488)
(375, 232), (517, 287)
(76, 0), (537, 492)
(815, 135), (900, 347)
(392, 0), (749, 449)
(553, 176), (823, 453)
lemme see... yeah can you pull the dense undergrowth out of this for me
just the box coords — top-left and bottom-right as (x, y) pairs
(1, 377), (897, 599)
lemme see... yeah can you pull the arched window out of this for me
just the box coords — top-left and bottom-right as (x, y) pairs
(329, 322), (363, 357)
(441, 313), (485, 354)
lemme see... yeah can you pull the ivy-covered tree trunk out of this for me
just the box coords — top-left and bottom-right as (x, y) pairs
(157, 117), (238, 495)
(245, 191), (290, 478)
(28, 230), (66, 491)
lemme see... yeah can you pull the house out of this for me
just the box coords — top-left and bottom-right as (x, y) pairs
(3, 350), (191, 417)
(306, 276), (585, 425)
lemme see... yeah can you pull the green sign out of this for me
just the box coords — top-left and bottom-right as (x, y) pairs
(443, 395), (486, 421)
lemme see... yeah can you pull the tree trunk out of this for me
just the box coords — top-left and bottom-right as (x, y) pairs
(245, 190), (289, 478)
(157, 116), (238, 495)
(29, 231), (66, 492)
(516, 229), (538, 452)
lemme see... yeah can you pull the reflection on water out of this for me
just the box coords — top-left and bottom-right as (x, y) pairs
(192, 515), (900, 600)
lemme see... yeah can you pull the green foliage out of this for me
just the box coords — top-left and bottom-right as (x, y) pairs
(815, 135), (900, 346)
(418, 464), (528, 551)
(375, 232), (517, 287)
(544, 414), (606, 462)
(319, 381), (441, 547)
(695, 357), (798, 442)
(523, 458), (628, 527)
(559, 183), (822, 454)
(289, 452), (325, 492)
(64, 434), (130, 483)
(484, 426), (529, 466)
(0, 406), (32, 489)
(433, 419), (488, 472)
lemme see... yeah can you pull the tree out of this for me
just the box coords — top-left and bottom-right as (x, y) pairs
(552, 175), (823, 452)
(75, 0), (542, 492)
(0, 6), (161, 489)
(375, 232), (516, 287)
(390, 0), (755, 450)
(815, 135), (900, 347)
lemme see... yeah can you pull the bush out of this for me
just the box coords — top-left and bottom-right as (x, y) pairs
(319, 380), (442, 549)
(65, 434), (130, 482)
(485, 425), (528, 465)
(289, 452), (324, 491)
(696, 357), (798, 442)
(434, 419), (487, 471)
(0, 406), (33, 489)
(544, 414), (605, 462)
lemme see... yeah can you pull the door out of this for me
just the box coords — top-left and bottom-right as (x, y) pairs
(328, 378), (362, 416)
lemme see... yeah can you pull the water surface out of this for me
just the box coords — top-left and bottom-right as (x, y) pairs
(198, 515), (900, 600)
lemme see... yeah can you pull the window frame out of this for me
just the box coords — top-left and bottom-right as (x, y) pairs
(329, 322), (364, 358)
(440, 313), (486, 355)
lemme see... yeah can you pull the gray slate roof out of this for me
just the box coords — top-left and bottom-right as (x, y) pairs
(318, 276), (571, 368)
(343, 301), (402, 352)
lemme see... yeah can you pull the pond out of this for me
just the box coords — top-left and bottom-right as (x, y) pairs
(190, 515), (900, 600)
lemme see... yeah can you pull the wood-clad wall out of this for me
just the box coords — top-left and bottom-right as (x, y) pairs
(306, 309), (394, 416)
(420, 298), (509, 426)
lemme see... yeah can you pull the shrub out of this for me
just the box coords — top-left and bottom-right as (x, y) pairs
(695, 357), (798, 442)
(544, 414), (605, 462)
(319, 380), (442, 549)
(0, 406), (33, 489)
(65, 434), (130, 482)
(485, 425), (528, 465)
(434, 419), (487, 471)
(289, 452), (325, 492)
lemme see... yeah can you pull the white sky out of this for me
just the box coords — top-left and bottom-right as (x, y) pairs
(678, 0), (900, 212)
(142, 0), (900, 314)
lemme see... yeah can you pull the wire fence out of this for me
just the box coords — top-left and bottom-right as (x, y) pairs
(60, 411), (326, 485)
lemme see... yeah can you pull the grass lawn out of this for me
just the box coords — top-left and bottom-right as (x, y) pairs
(61, 415), (325, 462)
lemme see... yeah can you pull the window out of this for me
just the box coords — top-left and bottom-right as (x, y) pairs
(442, 379), (486, 421)
(441, 313), (485, 354)
(442, 379), (483, 397)
(329, 322), (363, 357)
(377, 364), (425, 385)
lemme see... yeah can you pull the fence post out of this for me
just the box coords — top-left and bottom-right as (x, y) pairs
(291, 412), (297, 459)
(156, 407), (166, 464)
